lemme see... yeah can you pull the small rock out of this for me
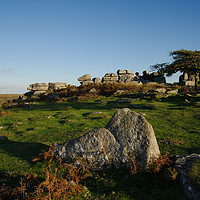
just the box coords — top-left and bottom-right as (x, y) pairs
(153, 88), (167, 93)
(167, 89), (179, 95)
(116, 99), (134, 103)
(114, 90), (125, 95)
(89, 88), (97, 93)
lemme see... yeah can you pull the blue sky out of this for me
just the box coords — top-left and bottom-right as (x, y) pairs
(0, 0), (200, 93)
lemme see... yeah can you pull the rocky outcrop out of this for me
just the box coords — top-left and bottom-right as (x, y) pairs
(48, 82), (68, 90)
(54, 108), (160, 171)
(175, 154), (200, 200)
(77, 69), (166, 85)
(179, 72), (200, 86)
(102, 73), (118, 83)
(27, 83), (49, 91)
(118, 70), (135, 83)
(27, 82), (68, 95)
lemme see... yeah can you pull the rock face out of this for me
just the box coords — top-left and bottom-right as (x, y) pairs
(176, 154), (200, 200)
(55, 108), (160, 170)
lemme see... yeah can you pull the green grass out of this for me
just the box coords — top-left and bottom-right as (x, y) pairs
(0, 93), (200, 199)
(188, 159), (200, 191)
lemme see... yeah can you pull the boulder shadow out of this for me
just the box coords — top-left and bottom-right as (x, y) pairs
(0, 140), (49, 164)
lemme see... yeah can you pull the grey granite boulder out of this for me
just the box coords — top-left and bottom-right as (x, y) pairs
(119, 75), (135, 83)
(81, 81), (94, 85)
(28, 83), (49, 91)
(55, 108), (160, 170)
(49, 82), (68, 90)
(78, 74), (92, 82)
(105, 108), (160, 167)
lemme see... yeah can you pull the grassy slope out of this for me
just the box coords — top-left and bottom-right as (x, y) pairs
(0, 94), (200, 199)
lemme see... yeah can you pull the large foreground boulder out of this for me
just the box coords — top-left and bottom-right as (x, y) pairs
(55, 108), (160, 170)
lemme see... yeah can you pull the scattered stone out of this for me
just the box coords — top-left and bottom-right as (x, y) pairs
(116, 99), (134, 103)
(153, 88), (167, 93)
(94, 100), (106, 104)
(155, 93), (168, 99)
(167, 89), (178, 95)
(114, 90), (125, 95)
(55, 108), (160, 170)
(89, 88), (97, 93)
(175, 154), (200, 200)
(15, 122), (23, 125)
(93, 112), (103, 114)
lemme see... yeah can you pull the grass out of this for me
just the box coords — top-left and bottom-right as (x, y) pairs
(188, 159), (200, 191)
(0, 92), (200, 199)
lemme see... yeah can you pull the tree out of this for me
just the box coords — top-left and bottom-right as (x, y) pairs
(150, 62), (169, 76)
(165, 49), (200, 92)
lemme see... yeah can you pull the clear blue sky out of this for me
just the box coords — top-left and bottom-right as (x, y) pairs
(0, 0), (200, 93)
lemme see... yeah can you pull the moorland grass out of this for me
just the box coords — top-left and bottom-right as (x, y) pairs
(0, 93), (199, 199)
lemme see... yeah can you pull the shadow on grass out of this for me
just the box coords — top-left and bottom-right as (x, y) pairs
(0, 140), (49, 164)
(85, 167), (185, 200)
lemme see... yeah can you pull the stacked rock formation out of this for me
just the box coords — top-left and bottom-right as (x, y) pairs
(179, 72), (200, 86)
(77, 74), (93, 85)
(27, 82), (68, 95)
(118, 70), (135, 83)
(54, 108), (160, 171)
(102, 73), (118, 83)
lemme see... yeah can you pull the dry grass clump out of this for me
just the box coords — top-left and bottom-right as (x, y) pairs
(147, 154), (178, 181)
(0, 146), (90, 200)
